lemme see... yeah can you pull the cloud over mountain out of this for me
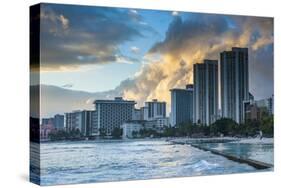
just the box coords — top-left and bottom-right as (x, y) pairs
(34, 9), (273, 117)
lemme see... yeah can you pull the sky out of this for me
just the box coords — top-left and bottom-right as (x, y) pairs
(31, 3), (274, 117)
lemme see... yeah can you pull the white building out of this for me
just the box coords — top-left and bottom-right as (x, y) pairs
(65, 110), (82, 132)
(144, 99), (166, 120)
(122, 121), (144, 139)
(133, 109), (142, 120)
(65, 110), (96, 136)
(94, 97), (136, 136)
(91, 110), (99, 136)
(144, 117), (169, 131)
(141, 106), (149, 120)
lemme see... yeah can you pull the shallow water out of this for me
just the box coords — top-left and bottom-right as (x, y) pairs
(200, 142), (274, 165)
(30, 140), (271, 186)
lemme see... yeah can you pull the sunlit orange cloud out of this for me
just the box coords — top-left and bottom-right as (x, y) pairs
(122, 16), (273, 113)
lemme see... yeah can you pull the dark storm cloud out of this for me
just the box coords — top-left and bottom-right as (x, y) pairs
(37, 4), (154, 71)
(149, 14), (230, 55)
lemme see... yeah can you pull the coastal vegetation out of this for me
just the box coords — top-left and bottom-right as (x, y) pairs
(46, 114), (273, 141)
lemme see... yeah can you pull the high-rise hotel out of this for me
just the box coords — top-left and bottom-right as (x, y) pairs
(170, 85), (193, 127)
(94, 97), (136, 136)
(220, 47), (249, 124)
(142, 99), (166, 120)
(193, 59), (218, 125)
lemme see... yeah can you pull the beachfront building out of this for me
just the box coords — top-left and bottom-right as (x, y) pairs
(255, 97), (274, 115)
(94, 97), (136, 136)
(140, 106), (149, 120)
(133, 108), (142, 120)
(244, 96), (274, 122)
(65, 110), (82, 132)
(91, 110), (99, 136)
(42, 117), (54, 126)
(80, 110), (93, 137)
(220, 47), (249, 124)
(144, 99), (166, 120)
(193, 59), (218, 126)
(53, 114), (64, 130)
(122, 120), (144, 139)
(170, 84), (193, 127)
(40, 123), (55, 141)
(65, 110), (98, 136)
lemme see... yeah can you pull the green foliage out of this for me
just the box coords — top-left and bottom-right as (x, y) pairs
(139, 128), (159, 138)
(111, 127), (123, 139)
(48, 128), (82, 141)
(99, 128), (106, 137)
(260, 115), (274, 136)
(160, 113), (274, 138)
(210, 118), (238, 136)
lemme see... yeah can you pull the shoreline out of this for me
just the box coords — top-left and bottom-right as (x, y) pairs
(37, 136), (274, 144)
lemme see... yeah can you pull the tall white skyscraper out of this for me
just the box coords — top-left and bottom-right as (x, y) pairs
(220, 47), (249, 124)
(193, 59), (218, 125)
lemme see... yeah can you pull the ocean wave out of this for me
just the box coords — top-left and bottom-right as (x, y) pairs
(185, 160), (219, 171)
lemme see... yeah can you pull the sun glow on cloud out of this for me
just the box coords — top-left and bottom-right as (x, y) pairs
(120, 15), (273, 111)
(35, 4), (273, 117)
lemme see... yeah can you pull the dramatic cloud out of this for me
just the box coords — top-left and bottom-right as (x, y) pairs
(118, 15), (273, 109)
(37, 10), (273, 117)
(35, 4), (154, 72)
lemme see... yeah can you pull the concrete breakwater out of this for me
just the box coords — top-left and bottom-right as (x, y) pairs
(191, 144), (273, 169)
(168, 137), (273, 170)
(168, 137), (240, 145)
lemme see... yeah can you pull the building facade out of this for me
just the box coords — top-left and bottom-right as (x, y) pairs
(80, 110), (93, 137)
(42, 118), (54, 126)
(91, 110), (99, 136)
(53, 114), (64, 130)
(65, 110), (82, 132)
(141, 106), (149, 120)
(255, 97), (274, 115)
(144, 99), (166, 120)
(220, 47), (249, 124)
(193, 59), (218, 125)
(170, 84), (193, 127)
(94, 97), (136, 136)
(133, 109), (142, 120)
(122, 121), (144, 139)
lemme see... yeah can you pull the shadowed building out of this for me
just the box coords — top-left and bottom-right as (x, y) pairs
(220, 47), (249, 124)
(170, 85), (193, 127)
(65, 110), (82, 132)
(53, 114), (64, 130)
(193, 60), (218, 126)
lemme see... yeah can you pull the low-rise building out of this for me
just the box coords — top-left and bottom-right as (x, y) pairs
(65, 110), (82, 132)
(243, 96), (274, 122)
(94, 97), (136, 136)
(40, 124), (55, 141)
(122, 121), (144, 139)
(53, 114), (64, 130)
